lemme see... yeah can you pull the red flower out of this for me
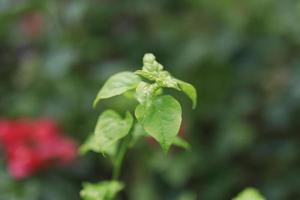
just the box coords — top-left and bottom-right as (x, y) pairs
(0, 119), (77, 179)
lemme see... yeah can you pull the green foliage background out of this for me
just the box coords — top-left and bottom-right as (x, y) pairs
(1, 0), (300, 199)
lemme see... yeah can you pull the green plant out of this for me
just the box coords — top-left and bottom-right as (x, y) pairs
(80, 53), (197, 200)
(233, 188), (266, 200)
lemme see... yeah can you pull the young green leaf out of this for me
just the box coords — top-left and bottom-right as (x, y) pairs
(93, 72), (141, 107)
(135, 82), (153, 104)
(80, 181), (124, 200)
(156, 71), (180, 90)
(233, 188), (266, 200)
(135, 70), (180, 90)
(135, 95), (182, 152)
(79, 134), (118, 157)
(175, 79), (197, 109)
(136, 54), (180, 90)
(135, 70), (157, 81)
(135, 82), (161, 104)
(142, 53), (163, 72)
(80, 134), (100, 154)
(173, 136), (191, 150)
(93, 110), (133, 154)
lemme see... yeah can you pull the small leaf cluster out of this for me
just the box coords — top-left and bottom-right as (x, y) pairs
(80, 181), (124, 200)
(80, 53), (197, 200)
(85, 53), (196, 154)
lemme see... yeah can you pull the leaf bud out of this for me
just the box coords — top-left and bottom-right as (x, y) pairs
(143, 53), (156, 65)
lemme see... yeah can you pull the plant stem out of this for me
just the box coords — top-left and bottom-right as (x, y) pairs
(112, 134), (131, 180)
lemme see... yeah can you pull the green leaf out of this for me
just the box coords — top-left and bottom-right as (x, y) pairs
(135, 95), (182, 152)
(173, 136), (190, 150)
(156, 71), (180, 90)
(135, 82), (153, 104)
(80, 181), (124, 200)
(233, 188), (266, 200)
(93, 72), (141, 107)
(135, 70), (180, 90)
(176, 79), (197, 109)
(79, 134), (100, 154)
(135, 82), (161, 104)
(79, 134), (118, 157)
(92, 110), (133, 154)
(135, 70), (157, 81)
(129, 123), (148, 147)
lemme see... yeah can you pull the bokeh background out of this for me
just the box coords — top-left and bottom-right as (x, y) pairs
(1, 0), (300, 199)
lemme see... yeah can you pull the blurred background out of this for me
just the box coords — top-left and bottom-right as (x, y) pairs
(1, 0), (300, 199)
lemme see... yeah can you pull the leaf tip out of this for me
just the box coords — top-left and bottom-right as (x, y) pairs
(161, 142), (171, 154)
(143, 53), (156, 64)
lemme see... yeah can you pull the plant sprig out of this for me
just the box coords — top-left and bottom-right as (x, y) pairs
(80, 53), (197, 200)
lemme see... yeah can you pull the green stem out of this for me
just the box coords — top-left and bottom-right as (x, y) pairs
(112, 134), (131, 180)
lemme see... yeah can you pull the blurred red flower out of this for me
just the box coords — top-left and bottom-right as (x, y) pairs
(0, 119), (77, 179)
